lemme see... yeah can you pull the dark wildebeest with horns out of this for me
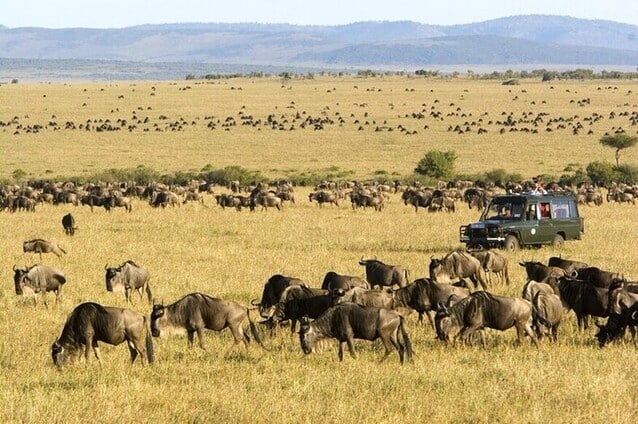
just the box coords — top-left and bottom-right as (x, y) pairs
(150, 293), (264, 351)
(23, 238), (66, 261)
(572, 266), (622, 289)
(321, 271), (369, 291)
(595, 279), (638, 347)
(518, 261), (565, 284)
(13, 264), (66, 307)
(273, 286), (340, 334)
(547, 256), (588, 276)
(51, 302), (154, 368)
(61, 213), (77, 236)
(430, 251), (487, 290)
(358, 258), (409, 290)
(104, 260), (152, 304)
(252, 274), (309, 320)
(299, 302), (413, 363)
(556, 275), (609, 330)
(393, 277), (470, 328)
(434, 291), (539, 348)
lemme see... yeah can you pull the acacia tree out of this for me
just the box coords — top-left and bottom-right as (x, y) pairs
(414, 150), (457, 179)
(600, 134), (638, 166)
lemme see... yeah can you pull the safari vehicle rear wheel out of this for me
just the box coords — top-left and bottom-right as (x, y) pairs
(504, 235), (520, 252)
(552, 234), (565, 249)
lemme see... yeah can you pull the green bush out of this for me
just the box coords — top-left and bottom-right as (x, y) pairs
(414, 150), (457, 179)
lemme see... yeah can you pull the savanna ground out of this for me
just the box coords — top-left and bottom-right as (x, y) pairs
(1, 76), (638, 423)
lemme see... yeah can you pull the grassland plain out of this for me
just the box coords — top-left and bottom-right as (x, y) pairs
(1, 76), (638, 423)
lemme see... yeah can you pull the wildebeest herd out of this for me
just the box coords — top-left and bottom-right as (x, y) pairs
(11, 244), (638, 368)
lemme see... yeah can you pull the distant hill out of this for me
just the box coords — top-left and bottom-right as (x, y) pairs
(1, 15), (637, 79)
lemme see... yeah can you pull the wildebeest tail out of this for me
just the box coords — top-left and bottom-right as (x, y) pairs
(399, 316), (414, 362)
(145, 283), (153, 304)
(144, 316), (155, 364)
(247, 308), (268, 350)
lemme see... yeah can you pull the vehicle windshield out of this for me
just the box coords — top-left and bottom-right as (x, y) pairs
(481, 198), (525, 221)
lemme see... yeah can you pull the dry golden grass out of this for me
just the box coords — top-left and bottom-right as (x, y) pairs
(2, 76), (638, 423)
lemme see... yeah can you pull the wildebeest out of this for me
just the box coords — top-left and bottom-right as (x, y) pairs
(595, 279), (638, 347)
(251, 191), (282, 211)
(434, 291), (539, 348)
(531, 291), (563, 342)
(150, 191), (180, 208)
(108, 195), (133, 212)
(104, 260), (152, 303)
(309, 191), (339, 207)
(298, 302), (413, 363)
(61, 213), (77, 236)
(394, 277), (470, 328)
(469, 249), (511, 286)
(358, 258), (409, 289)
(51, 302), (154, 367)
(518, 261), (565, 283)
(13, 264), (66, 307)
(321, 271), (369, 291)
(430, 251), (487, 290)
(273, 286), (338, 334)
(251, 274), (309, 319)
(23, 238), (66, 261)
(150, 293), (264, 350)
(572, 266), (621, 289)
(337, 287), (395, 309)
(547, 256), (588, 276)
(557, 275), (608, 330)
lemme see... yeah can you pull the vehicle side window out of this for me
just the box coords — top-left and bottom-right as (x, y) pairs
(539, 202), (551, 219)
(526, 204), (538, 220)
(553, 203), (569, 219)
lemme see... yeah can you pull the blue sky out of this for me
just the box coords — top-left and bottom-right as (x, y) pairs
(2, 0), (637, 28)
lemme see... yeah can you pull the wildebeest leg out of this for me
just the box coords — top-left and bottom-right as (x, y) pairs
(518, 322), (540, 348)
(459, 323), (482, 346)
(424, 311), (436, 331)
(196, 328), (207, 350)
(127, 340), (140, 364)
(92, 343), (103, 364)
(338, 342), (345, 361)
(187, 330), (196, 349)
(345, 337), (357, 359)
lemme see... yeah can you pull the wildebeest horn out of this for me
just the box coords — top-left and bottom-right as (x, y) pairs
(632, 310), (638, 321)
(12, 264), (17, 271)
(104, 263), (109, 270)
(251, 298), (260, 306)
(570, 270), (579, 278)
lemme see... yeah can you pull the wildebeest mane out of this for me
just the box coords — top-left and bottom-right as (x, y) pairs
(58, 302), (109, 347)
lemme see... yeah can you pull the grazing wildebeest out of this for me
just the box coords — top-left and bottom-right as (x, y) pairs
(80, 194), (110, 212)
(358, 258), (409, 289)
(557, 275), (608, 330)
(251, 274), (309, 320)
(531, 291), (563, 342)
(469, 249), (511, 286)
(51, 302), (154, 367)
(321, 271), (369, 291)
(430, 251), (487, 290)
(104, 260), (152, 304)
(150, 293), (264, 350)
(13, 264), (66, 307)
(299, 302), (413, 363)
(547, 256), (588, 276)
(394, 277), (470, 328)
(61, 213), (77, 236)
(23, 238), (66, 261)
(434, 291), (539, 348)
